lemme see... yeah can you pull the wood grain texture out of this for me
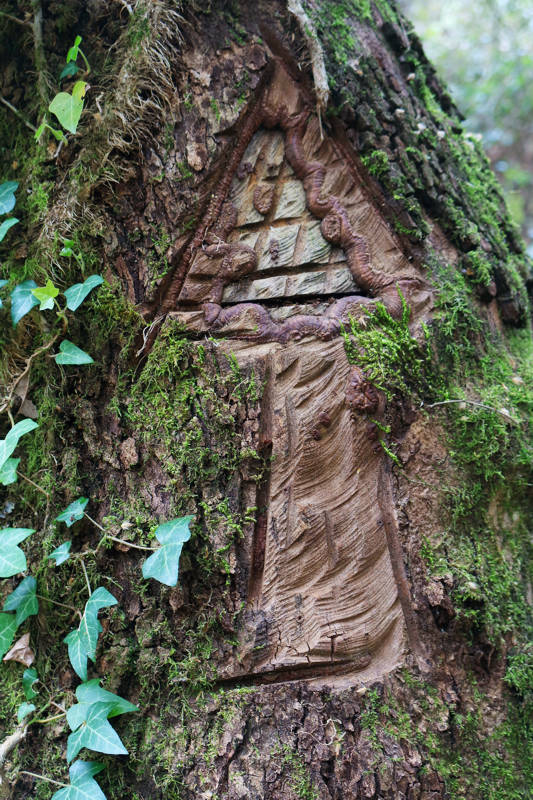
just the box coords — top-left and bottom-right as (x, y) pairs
(217, 338), (407, 687)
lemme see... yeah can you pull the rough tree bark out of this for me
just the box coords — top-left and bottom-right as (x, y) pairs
(0, 1), (531, 799)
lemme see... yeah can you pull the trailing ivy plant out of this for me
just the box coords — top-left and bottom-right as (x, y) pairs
(35, 36), (90, 143)
(0, 167), (194, 797)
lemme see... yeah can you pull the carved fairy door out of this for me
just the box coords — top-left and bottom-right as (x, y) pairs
(168, 58), (430, 686)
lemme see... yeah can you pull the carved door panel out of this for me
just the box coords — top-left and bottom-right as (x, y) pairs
(216, 338), (406, 687)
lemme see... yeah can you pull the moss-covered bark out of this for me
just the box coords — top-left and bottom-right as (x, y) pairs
(0, 1), (531, 798)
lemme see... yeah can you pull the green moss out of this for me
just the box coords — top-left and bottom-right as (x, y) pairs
(360, 672), (532, 799)
(273, 743), (320, 800)
(342, 291), (436, 399)
(361, 149), (390, 178)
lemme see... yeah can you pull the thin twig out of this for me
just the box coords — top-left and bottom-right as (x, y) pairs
(0, 94), (37, 132)
(31, 0), (48, 109)
(0, 332), (61, 416)
(20, 771), (68, 789)
(423, 398), (519, 425)
(32, 712), (66, 724)
(104, 534), (156, 552)
(36, 594), (81, 616)
(83, 512), (105, 532)
(80, 560), (91, 595)
(16, 472), (49, 497)
(0, 11), (32, 28)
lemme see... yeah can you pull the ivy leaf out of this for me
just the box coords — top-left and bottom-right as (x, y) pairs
(0, 457), (20, 485)
(64, 629), (89, 682)
(31, 279), (59, 311)
(55, 497), (88, 527)
(64, 275), (104, 311)
(49, 541), (72, 565)
(0, 278), (7, 308)
(3, 576), (38, 625)
(0, 419), (39, 472)
(0, 418), (38, 475)
(64, 588), (117, 680)
(34, 121), (46, 140)
(51, 760), (106, 800)
(17, 701), (36, 722)
(141, 516), (194, 587)
(49, 91), (84, 134)
(22, 667), (39, 700)
(0, 613), (17, 659)
(79, 587), (117, 660)
(67, 36), (83, 63)
(10, 280), (39, 325)
(0, 181), (18, 214)
(60, 238), (76, 257)
(54, 340), (94, 365)
(66, 701), (128, 762)
(0, 528), (35, 577)
(0, 217), (18, 243)
(60, 61), (80, 80)
(72, 81), (88, 101)
(67, 679), (137, 731)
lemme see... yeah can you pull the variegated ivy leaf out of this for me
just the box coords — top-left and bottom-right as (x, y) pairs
(51, 760), (106, 800)
(0, 613), (17, 659)
(10, 280), (39, 325)
(141, 516), (194, 587)
(31, 279), (59, 311)
(64, 588), (117, 680)
(22, 667), (39, 700)
(0, 217), (18, 243)
(54, 340), (94, 366)
(55, 497), (88, 527)
(0, 419), (38, 472)
(0, 528), (35, 577)
(49, 541), (72, 565)
(17, 701), (36, 722)
(66, 701), (128, 762)
(0, 181), (18, 214)
(67, 679), (137, 731)
(3, 576), (38, 625)
(64, 275), (103, 311)
(0, 457), (19, 486)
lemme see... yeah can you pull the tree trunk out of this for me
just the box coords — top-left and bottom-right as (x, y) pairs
(0, 1), (531, 799)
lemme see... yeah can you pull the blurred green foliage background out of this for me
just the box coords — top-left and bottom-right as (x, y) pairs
(400, 0), (533, 254)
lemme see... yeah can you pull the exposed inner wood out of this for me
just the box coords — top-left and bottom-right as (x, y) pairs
(167, 57), (432, 687)
(215, 338), (407, 688)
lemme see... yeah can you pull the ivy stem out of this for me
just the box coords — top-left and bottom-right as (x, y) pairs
(0, 95), (37, 132)
(80, 559), (91, 595)
(16, 472), (49, 497)
(20, 771), (69, 789)
(84, 513), (156, 551)
(423, 398), (519, 425)
(83, 512), (105, 532)
(32, 712), (66, 724)
(79, 48), (91, 74)
(0, 11), (33, 27)
(102, 534), (156, 552)
(36, 594), (81, 617)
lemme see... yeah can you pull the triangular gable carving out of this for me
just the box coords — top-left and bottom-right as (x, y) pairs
(172, 60), (430, 340)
